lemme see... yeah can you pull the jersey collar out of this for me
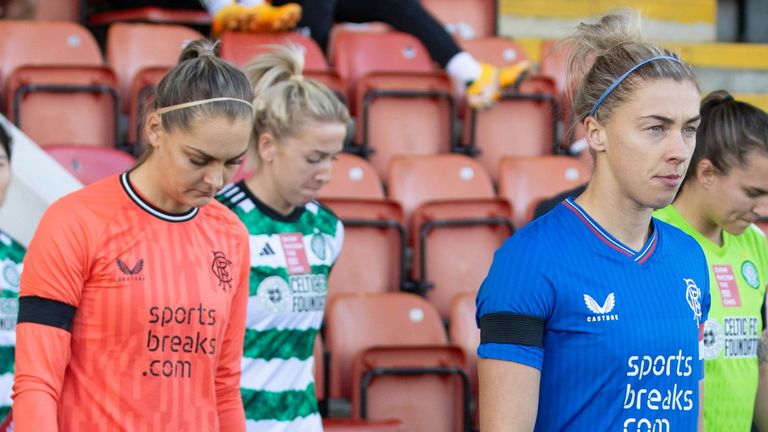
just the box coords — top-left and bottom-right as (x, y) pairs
(120, 172), (198, 223)
(562, 198), (659, 264)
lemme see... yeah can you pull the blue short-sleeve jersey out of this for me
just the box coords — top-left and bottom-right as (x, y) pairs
(476, 199), (710, 431)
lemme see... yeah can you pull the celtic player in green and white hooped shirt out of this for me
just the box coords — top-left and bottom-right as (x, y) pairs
(217, 182), (343, 431)
(226, 43), (350, 431)
(0, 230), (23, 421)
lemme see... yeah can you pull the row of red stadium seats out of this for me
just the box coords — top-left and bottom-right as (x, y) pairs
(320, 153), (589, 320)
(0, 20), (572, 182)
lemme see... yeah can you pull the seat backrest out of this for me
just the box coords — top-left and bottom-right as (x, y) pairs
(8, 66), (119, 147)
(0, 20), (103, 93)
(351, 345), (468, 432)
(387, 154), (495, 223)
(319, 153), (384, 200)
(460, 37), (528, 67)
(498, 155), (591, 227)
(323, 418), (404, 431)
(34, 0), (81, 21)
(421, 0), (496, 39)
(355, 72), (454, 180)
(411, 199), (512, 319)
(449, 292), (480, 394)
(332, 31), (434, 101)
(462, 94), (557, 181)
(322, 199), (404, 298)
(220, 31), (329, 70)
(45, 145), (136, 184)
(326, 292), (447, 398)
(106, 22), (203, 112)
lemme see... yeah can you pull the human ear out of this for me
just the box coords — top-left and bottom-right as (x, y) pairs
(584, 116), (606, 153)
(144, 112), (164, 149)
(257, 133), (278, 163)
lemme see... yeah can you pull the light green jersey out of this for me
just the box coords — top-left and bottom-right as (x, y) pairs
(217, 182), (343, 432)
(656, 205), (767, 431)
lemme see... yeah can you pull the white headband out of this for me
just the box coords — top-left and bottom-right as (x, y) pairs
(156, 97), (253, 115)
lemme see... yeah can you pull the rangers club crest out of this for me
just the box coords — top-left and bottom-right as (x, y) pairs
(211, 251), (233, 292)
(684, 278), (702, 324)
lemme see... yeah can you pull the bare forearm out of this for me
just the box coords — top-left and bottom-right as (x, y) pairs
(479, 358), (540, 432)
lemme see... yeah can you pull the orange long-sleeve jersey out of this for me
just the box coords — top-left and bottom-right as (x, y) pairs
(12, 173), (250, 431)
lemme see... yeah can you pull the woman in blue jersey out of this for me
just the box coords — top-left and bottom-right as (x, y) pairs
(655, 91), (768, 431)
(476, 11), (710, 431)
(216, 44), (349, 431)
(0, 122), (25, 425)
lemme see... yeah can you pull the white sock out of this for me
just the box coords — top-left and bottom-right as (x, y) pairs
(445, 51), (482, 85)
(200, 0), (234, 15)
(239, 0), (266, 6)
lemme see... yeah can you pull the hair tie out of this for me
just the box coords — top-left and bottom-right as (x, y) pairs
(721, 94), (734, 102)
(156, 97), (253, 115)
(588, 55), (682, 118)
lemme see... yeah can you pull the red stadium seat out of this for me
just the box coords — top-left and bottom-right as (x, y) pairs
(90, 7), (210, 26)
(320, 153), (384, 200)
(461, 90), (558, 180)
(106, 23), (203, 113)
(326, 293), (469, 431)
(387, 154), (495, 222)
(0, 20), (103, 103)
(352, 346), (469, 432)
(449, 292), (480, 396)
(355, 72), (454, 180)
(333, 31), (453, 180)
(323, 418), (404, 431)
(220, 31), (329, 70)
(322, 199), (405, 298)
(6, 66), (119, 148)
(0, 20), (102, 79)
(34, 0), (81, 21)
(410, 199), (512, 319)
(460, 37), (528, 66)
(326, 292), (448, 398)
(449, 292), (480, 428)
(45, 145), (136, 185)
(388, 155), (512, 319)
(421, 0), (497, 39)
(332, 30), (435, 105)
(498, 155), (591, 228)
(458, 37), (558, 180)
(320, 155), (404, 298)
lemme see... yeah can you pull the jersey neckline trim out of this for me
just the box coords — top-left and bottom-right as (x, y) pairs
(235, 180), (305, 223)
(562, 198), (658, 264)
(120, 172), (199, 222)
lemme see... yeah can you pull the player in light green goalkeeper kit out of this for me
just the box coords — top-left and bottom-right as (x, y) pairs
(656, 91), (768, 431)
(0, 122), (24, 423)
(217, 44), (350, 432)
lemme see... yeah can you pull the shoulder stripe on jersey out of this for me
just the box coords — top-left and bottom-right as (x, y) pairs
(120, 172), (198, 222)
(18, 296), (76, 332)
(480, 313), (545, 348)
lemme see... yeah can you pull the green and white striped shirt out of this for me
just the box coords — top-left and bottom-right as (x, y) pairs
(217, 182), (343, 432)
(0, 230), (24, 421)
